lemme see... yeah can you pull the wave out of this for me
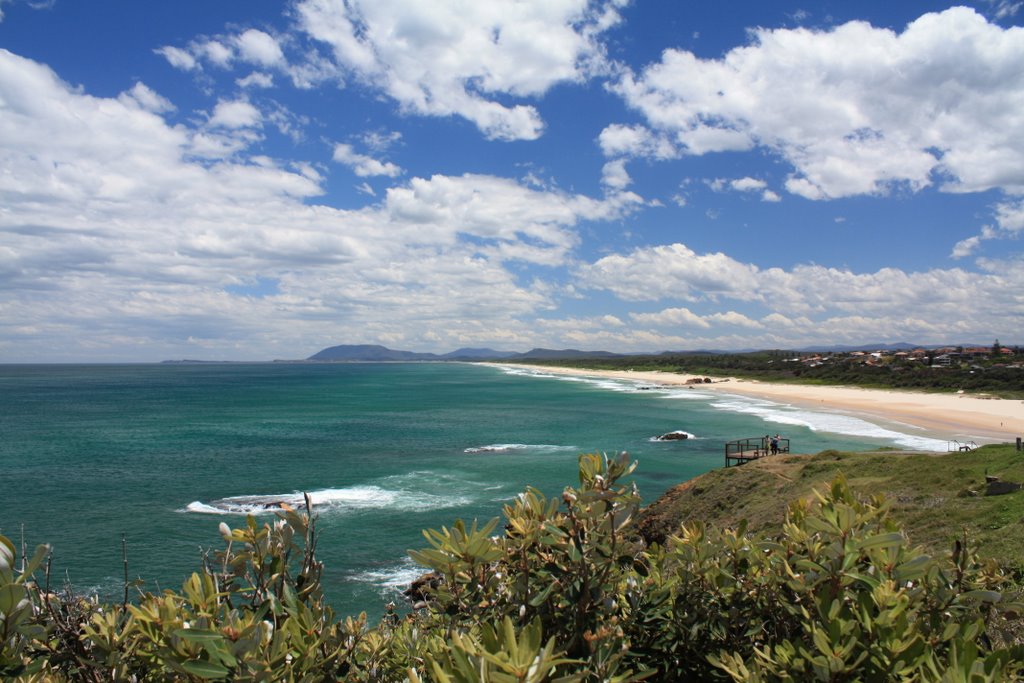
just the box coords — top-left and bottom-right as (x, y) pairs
(709, 394), (950, 451)
(349, 559), (425, 590)
(182, 484), (473, 516)
(498, 363), (948, 451)
(495, 365), (656, 394)
(464, 443), (579, 454)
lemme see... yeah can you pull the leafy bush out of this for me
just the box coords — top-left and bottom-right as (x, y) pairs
(2, 454), (1023, 681)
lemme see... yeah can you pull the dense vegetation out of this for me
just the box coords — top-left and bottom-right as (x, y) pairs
(511, 348), (1024, 397)
(637, 445), (1024, 570)
(4, 451), (1024, 681)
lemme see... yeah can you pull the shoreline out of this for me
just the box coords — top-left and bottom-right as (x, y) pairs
(483, 363), (1022, 446)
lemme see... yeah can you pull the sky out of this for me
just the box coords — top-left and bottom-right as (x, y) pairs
(1, 1), (1023, 361)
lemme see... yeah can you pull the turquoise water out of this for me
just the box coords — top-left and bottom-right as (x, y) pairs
(0, 362), (943, 618)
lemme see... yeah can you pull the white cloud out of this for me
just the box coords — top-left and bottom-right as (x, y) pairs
(361, 129), (403, 153)
(333, 143), (403, 178)
(237, 71), (274, 89)
(948, 199), (1024, 259)
(989, 1), (1022, 20)
(199, 40), (234, 68)
(597, 123), (676, 159)
(234, 29), (285, 67)
(208, 99), (262, 129)
(578, 244), (761, 302)
(294, 0), (626, 141)
(577, 242), (1024, 342)
(118, 82), (175, 114)
(155, 45), (198, 71)
(995, 199), (1024, 232)
(158, 28), (336, 91)
(730, 177), (766, 192)
(705, 176), (781, 202)
(612, 7), (1024, 199)
(601, 159), (631, 190)
(951, 235), (981, 259)
(0, 49), (644, 361)
(630, 307), (710, 329)
(707, 311), (762, 328)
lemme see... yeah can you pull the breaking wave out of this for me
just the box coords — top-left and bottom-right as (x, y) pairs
(495, 365), (660, 394)
(349, 559), (425, 596)
(183, 484), (472, 516)
(464, 443), (579, 454)
(709, 394), (949, 451)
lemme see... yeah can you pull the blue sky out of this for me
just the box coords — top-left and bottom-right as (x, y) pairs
(1, 0), (1022, 361)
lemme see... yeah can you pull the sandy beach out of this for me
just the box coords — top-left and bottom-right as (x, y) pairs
(487, 364), (1023, 446)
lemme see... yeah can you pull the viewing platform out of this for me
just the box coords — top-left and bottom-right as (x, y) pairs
(725, 436), (790, 467)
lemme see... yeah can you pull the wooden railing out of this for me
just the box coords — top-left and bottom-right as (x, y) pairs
(724, 436), (790, 467)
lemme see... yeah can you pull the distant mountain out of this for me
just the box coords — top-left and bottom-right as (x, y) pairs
(306, 344), (621, 362)
(307, 344), (440, 361)
(508, 348), (623, 360)
(441, 347), (517, 360)
(793, 342), (922, 353)
(307, 342), (985, 363)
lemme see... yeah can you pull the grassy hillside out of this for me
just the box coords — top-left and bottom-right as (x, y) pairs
(637, 443), (1024, 569)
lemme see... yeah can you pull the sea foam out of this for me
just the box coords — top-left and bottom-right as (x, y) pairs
(183, 484), (472, 516)
(464, 443), (579, 454)
(500, 364), (950, 451)
(350, 559), (424, 590)
(709, 394), (949, 451)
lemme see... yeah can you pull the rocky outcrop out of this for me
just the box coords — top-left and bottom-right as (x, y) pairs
(656, 431), (693, 441)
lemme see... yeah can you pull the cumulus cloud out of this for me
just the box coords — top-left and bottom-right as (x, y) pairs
(208, 99), (262, 129)
(597, 123), (677, 160)
(951, 235), (982, 259)
(155, 45), (198, 71)
(611, 7), (1024, 199)
(630, 307), (710, 329)
(119, 82), (176, 113)
(157, 26), (336, 90)
(730, 177), (765, 193)
(601, 159), (631, 190)
(237, 71), (274, 89)
(233, 29), (285, 67)
(294, 0), (626, 140)
(0, 49), (643, 361)
(995, 199), (1024, 232)
(576, 242), (1024, 344)
(577, 244), (761, 302)
(333, 143), (403, 177)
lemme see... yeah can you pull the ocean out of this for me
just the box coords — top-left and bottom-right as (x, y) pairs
(0, 362), (947, 618)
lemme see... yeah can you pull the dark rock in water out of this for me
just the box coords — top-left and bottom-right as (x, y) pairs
(657, 431), (691, 441)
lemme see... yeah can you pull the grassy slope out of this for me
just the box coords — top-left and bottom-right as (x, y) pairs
(636, 443), (1024, 569)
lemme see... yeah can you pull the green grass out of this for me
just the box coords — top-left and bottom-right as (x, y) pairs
(636, 443), (1024, 570)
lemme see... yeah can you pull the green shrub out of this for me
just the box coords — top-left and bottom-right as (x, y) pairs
(2, 455), (1023, 681)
